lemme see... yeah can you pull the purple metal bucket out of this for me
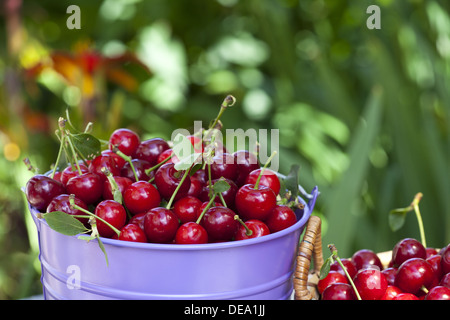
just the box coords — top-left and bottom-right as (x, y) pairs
(29, 186), (319, 300)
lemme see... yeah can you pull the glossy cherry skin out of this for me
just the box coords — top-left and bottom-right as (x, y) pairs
(133, 138), (170, 166)
(245, 168), (281, 195)
(60, 164), (90, 186)
(102, 176), (133, 201)
(154, 163), (191, 201)
(102, 149), (126, 169)
(425, 286), (450, 300)
(88, 154), (120, 181)
(381, 267), (398, 286)
(157, 149), (178, 164)
(200, 206), (239, 242)
(392, 238), (426, 267)
(233, 150), (260, 187)
(380, 285), (403, 300)
(94, 200), (127, 238)
(46, 194), (89, 226)
(26, 175), (66, 211)
(66, 172), (103, 205)
(198, 178), (238, 209)
(440, 273), (450, 288)
(426, 254), (443, 287)
(173, 196), (202, 224)
(352, 249), (383, 271)
(235, 184), (277, 221)
(393, 293), (419, 300)
(235, 219), (270, 241)
(395, 258), (434, 294)
(317, 270), (348, 294)
(109, 128), (140, 156)
(353, 267), (388, 300)
(123, 181), (161, 215)
(187, 169), (206, 198)
(209, 153), (238, 181)
(441, 244), (450, 275)
(117, 223), (147, 243)
(128, 212), (146, 230)
(321, 283), (356, 300)
(120, 159), (154, 182)
(144, 207), (179, 243)
(265, 205), (297, 233)
(175, 222), (208, 244)
(330, 258), (358, 280)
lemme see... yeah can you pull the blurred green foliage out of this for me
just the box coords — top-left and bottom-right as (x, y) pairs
(0, 0), (448, 299)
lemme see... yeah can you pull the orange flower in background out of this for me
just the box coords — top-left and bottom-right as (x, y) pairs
(25, 42), (151, 98)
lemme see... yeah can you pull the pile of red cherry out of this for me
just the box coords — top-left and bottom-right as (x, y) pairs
(318, 238), (450, 300)
(25, 128), (300, 245)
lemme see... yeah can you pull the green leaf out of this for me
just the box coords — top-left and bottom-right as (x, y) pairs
(70, 133), (101, 161)
(283, 164), (300, 199)
(319, 256), (333, 280)
(212, 179), (231, 194)
(43, 211), (90, 236)
(388, 208), (409, 232)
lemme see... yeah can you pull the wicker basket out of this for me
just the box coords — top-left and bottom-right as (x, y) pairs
(294, 215), (324, 300)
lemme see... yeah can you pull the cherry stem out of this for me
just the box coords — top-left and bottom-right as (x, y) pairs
(114, 148), (139, 182)
(254, 151), (277, 190)
(51, 133), (65, 179)
(195, 196), (216, 225)
(208, 95), (236, 132)
(69, 195), (121, 237)
(411, 192), (427, 248)
(145, 153), (173, 176)
(328, 244), (362, 301)
(101, 167), (123, 205)
(165, 167), (191, 210)
(234, 215), (252, 236)
(23, 158), (38, 174)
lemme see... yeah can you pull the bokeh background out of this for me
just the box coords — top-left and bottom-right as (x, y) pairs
(0, 0), (448, 299)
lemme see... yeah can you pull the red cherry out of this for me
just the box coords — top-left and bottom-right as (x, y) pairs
(200, 206), (239, 242)
(235, 184), (277, 221)
(66, 172), (103, 205)
(154, 163), (191, 201)
(393, 293), (419, 300)
(353, 267), (388, 300)
(265, 205), (297, 233)
(173, 196), (202, 224)
(47, 194), (89, 226)
(133, 138), (170, 166)
(329, 258), (358, 280)
(245, 168), (280, 195)
(395, 258), (434, 294)
(392, 238), (426, 267)
(102, 176), (133, 200)
(109, 128), (140, 156)
(123, 181), (161, 215)
(187, 169), (206, 198)
(94, 200), (127, 238)
(235, 219), (270, 241)
(186, 135), (204, 153)
(321, 283), (356, 300)
(317, 270), (348, 294)
(88, 154), (120, 181)
(424, 285), (450, 300)
(157, 149), (178, 164)
(25, 175), (66, 211)
(198, 178), (238, 209)
(426, 247), (439, 258)
(128, 212), (146, 230)
(102, 149), (126, 169)
(118, 224), (147, 243)
(441, 244), (450, 275)
(380, 285), (403, 300)
(352, 249), (383, 271)
(233, 150), (260, 187)
(175, 222), (208, 244)
(120, 159), (154, 182)
(381, 267), (398, 286)
(143, 207), (179, 243)
(60, 164), (89, 186)
(426, 254), (443, 287)
(209, 153), (238, 181)
(440, 273), (450, 288)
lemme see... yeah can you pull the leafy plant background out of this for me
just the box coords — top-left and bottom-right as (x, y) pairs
(0, 0), (448, 299)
